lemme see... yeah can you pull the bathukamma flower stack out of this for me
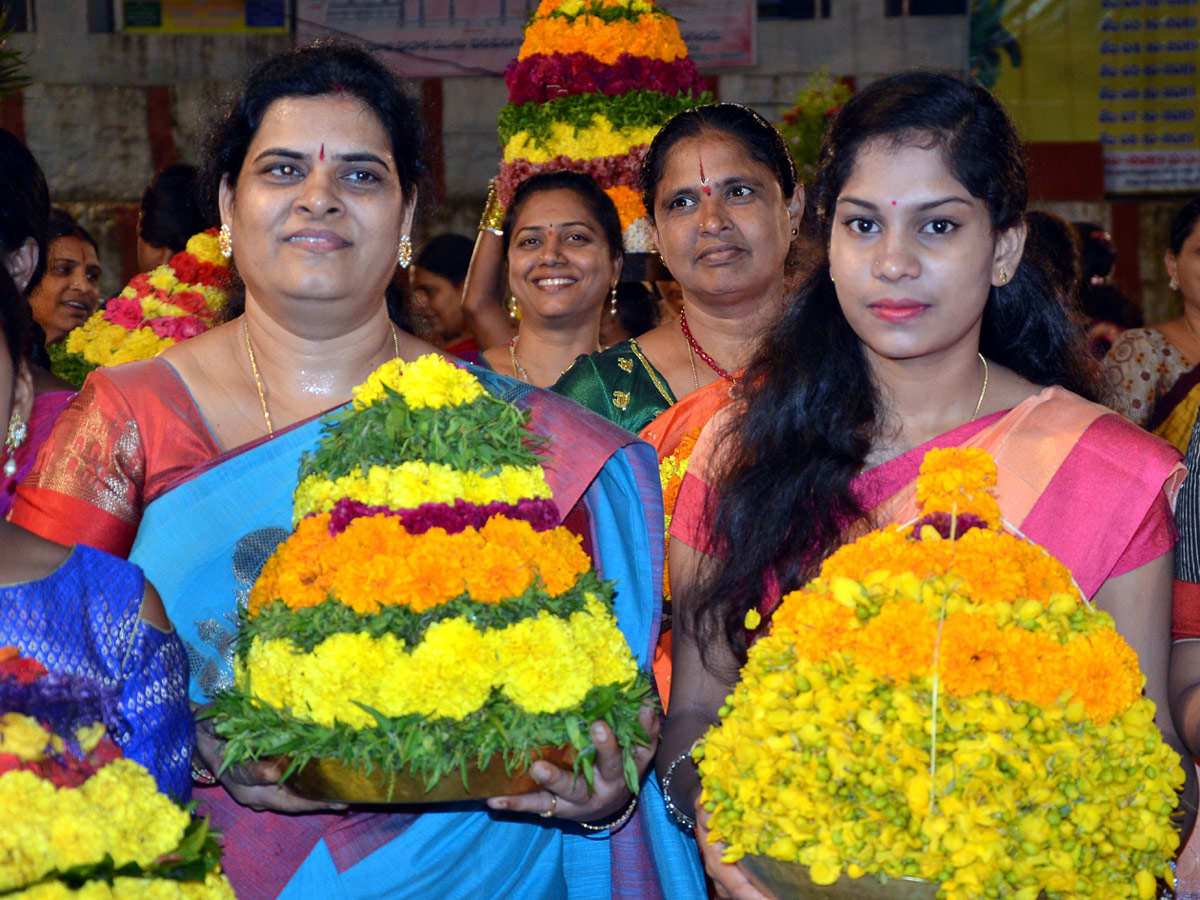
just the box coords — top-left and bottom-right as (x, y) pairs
(50, 229), (232, 387)
(0, 647), (234, 900)
(212, 355), (650, 796)
(697, 448), (1182, 900)
(497, 0), (710, 251)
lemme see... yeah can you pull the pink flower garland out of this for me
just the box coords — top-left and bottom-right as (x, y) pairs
(497, 146), (648, 206)
(324, 497), (561, 537)
(505, 52), (706, 106)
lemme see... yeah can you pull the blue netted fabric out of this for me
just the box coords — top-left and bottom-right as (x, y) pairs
(0, 544), (193, 800)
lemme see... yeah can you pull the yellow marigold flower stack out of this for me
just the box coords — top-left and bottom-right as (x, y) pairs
(0, 649), (234, 899)
(212, 356), (650, 797)
(697, 448), (1182, 900)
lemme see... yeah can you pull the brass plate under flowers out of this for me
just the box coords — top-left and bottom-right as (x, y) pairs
(286, 746), (576, 805)
(739, 855), (939, 900)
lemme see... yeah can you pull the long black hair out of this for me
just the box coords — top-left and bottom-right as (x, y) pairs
(0, 128), (50, 293)
(689, 71), (1099, 669)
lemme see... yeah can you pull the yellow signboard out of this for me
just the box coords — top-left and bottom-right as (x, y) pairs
(991, 0), (1199, 192)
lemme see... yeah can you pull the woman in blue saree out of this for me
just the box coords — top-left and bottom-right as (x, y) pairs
(14, 42), (703, 900)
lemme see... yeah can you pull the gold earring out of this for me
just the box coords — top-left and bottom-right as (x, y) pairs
(609, 284), (618, 316)
(508, 295), (519, 320)
(998, 267), (1009, 284)
(4, 412), (27, 478)
(791, 227), (798, 237)
(397, 235), (413, 269)
(218, 224), (233, 259)
(1170, 277), (1180, 291)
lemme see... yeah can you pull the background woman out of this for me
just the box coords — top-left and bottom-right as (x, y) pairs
(27, 208), (102, 346)
(480, 170), (624, 388)
(1074, 221), (1141, 361)
(0, 267), (192, 798)
(1103, 198), (1200, 452)
(0, 130), (76, 515)
(137, 162), (211, 273)
(553, 103), (804, 437)
(409, 231), (479, 359)
(14, 42), (703, 900)
(660, 72), (1186, 899)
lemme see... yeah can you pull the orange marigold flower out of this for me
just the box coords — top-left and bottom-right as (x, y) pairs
(1063, 628), (1143, 724)
(770, 588), (858, 662)
(914, 447), (1001, 527)
(848, 598), (936, 683)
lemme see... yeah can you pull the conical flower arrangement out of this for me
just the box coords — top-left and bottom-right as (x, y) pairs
(496, 0), (711, 251)
(0, 648), (235, 899)
(210, 356), (651, 799)
(50, 229), (233, 388)
(697, 448), (1182, 900)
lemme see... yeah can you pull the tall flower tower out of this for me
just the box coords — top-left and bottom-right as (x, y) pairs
(495, 0), (710, 255)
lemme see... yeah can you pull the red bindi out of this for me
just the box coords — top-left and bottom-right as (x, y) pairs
(699, 154), (711, 196)
(319, 143), (325, 161)
(891, 200), (897, 206)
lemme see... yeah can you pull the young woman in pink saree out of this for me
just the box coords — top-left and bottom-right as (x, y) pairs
(657, 72), (1191, 900)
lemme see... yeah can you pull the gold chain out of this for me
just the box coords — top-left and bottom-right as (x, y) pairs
(686, 334), (699, 391)
(243, 317), (400, 438)
(970, 352), (989, 422)
(509, 335), (531, 383)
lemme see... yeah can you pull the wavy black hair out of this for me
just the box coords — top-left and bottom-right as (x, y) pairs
(0, 266), (31, 375)
(0, 128), (50, 293)
(501, 170), (624, 262)
(689, 71), (1099, 670)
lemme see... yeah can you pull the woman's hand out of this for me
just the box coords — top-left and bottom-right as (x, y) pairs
(696, 806), (773, 900)
(193, 709), (347, 814)
(486, 705), (658, 823)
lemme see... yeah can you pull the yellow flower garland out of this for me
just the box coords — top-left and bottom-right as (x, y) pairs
(292, 461), (552, 523)
(353, 355), (486, 410)
(239, 597), (637, 726)
(0, 761), (190, 890)
(7, 873), (237, 899)
(503, 117), (661, 164)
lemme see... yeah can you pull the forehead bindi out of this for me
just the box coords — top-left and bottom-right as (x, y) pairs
(249, 96), (393, 164)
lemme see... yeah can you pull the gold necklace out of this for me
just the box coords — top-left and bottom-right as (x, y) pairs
(509, 335), (531, 383)
(686, 336), (699, 390)
(243, 317), (400, 438)
(970, 352), (989, 422)
(509, 333), (600, 384)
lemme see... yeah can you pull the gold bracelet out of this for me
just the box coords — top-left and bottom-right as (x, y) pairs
(480, 178), (505, 236)
(578, 794), (638, 833)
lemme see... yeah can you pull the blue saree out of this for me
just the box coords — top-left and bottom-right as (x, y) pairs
(125, 366), (705, 900)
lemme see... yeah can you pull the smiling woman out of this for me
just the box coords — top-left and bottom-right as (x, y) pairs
(479, 170), (624, 388)
(27, 209), (102, 346)
(12, 41), (706, 900)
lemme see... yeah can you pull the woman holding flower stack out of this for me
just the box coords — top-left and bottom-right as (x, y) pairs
(659, 71), (1189, 899)
(12, 41), (704, 900)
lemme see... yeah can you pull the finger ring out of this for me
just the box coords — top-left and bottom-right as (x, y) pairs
(540, 795), (557, 819)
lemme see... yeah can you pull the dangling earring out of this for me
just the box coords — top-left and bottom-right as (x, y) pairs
(397, 234), (413, 269)
(609, 283), (618, 316)
(4, 412), (27, 478)
(1171, 277), (1180, 291)
(508, 295), (519, 320)
(218, 224), (233, 259)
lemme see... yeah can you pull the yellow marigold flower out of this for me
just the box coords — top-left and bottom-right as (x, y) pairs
(0, 713), (53, 761)
(504, 118), (662, 164)
(404, 618), (500, 719)
(570, 595), (639, 686)
(105, 328), (174, 367)
(292, 461), (552, 522)
(186, 229), (225, 266)
(491, 612), (593, 713)
(352, 354), (486, 410)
